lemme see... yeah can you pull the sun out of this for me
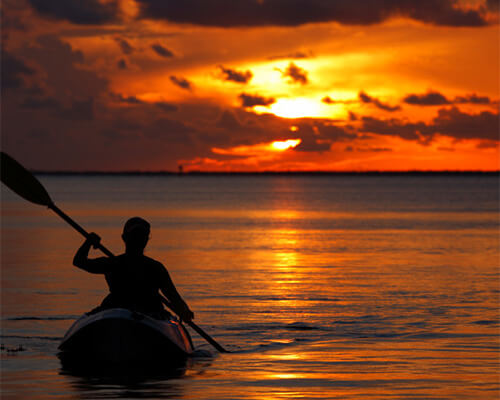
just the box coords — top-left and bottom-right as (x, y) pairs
(270, 139), (301, 151)
(268, 98), (319, 119)
(254, 97), (343, 119)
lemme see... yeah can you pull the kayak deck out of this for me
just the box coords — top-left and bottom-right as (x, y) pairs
(59, 308), (193, 365)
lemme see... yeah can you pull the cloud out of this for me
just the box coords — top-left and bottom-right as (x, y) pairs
(403, 90), (451, 106)
(170, 75), (193, 90)
(115, 38), (134, 55)
(27, 0), (119, 25)
(453, 93), (493, 104)
(58, 98), (95, 120)
(318, 124), (357, 141)
(216, 110), (243, 130)
(487, 0), (500, 11)
(19, 95), (95, 120)
(476, 141), (498, 149)
(147, 117), (196, 139)
(239, 93), (276, 108)
(155, 102), (178, 112)
(290, 121), (355, 152)
(117, 59), (127, 69)
(404, 90), (494, 106)
(112, 93), (144, 104)
(280, 62), (308, 85)
(1, 49), (35, 90)
(360, 107), (499, 142)
(20, 96), (60, 109)
(359, 91), (401, 112)
(134, 0), (489, 27)
(112, 93), (179, 111)
(267, 51), (313, 61)
(294, 137), (331, 152)
(218, 65), (253, 84)
(345, 146), (392, 152)
(322, 96), (337, 105)
(151, 43), (174, 58)
(432, 106), (499, 141)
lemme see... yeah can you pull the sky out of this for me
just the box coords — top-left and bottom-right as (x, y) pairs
(1, 0), (499, 172)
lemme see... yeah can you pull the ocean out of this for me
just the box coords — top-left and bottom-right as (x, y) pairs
(1, 173), (499, 399)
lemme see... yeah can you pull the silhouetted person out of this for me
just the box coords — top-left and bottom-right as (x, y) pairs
(73, 217), (194, 321)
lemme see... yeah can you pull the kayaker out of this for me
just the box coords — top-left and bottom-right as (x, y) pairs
(73, 217), (194, 321)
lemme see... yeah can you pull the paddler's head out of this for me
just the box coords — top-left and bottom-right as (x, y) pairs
(122, 217), (150, 255)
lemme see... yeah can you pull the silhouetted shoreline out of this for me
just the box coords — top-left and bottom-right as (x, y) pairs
(32, 170), (499, 177)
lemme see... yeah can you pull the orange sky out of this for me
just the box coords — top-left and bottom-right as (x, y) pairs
(1, 0), (499, 171)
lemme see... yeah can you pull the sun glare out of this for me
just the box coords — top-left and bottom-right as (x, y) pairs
(268, 98), (320, 119)
(271, 139), (301, 151)
(255, 97), (343, 119)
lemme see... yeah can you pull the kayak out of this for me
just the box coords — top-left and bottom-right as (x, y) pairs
(58, 308), (194, 365)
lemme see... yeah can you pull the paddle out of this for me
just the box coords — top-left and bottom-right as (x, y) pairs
(0, 151), (229, 353)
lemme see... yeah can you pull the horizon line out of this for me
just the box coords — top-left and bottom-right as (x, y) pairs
(32, 170), (500, 176)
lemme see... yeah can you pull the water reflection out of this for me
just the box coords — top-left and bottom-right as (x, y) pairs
(60, 356), (211, 399)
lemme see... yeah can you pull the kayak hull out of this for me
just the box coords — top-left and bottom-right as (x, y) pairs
(58, 308), (193, 365)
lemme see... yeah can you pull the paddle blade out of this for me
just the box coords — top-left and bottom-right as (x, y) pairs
(1, 152), (53, 206)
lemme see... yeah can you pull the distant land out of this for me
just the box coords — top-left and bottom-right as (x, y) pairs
(32, 170), (499, 176)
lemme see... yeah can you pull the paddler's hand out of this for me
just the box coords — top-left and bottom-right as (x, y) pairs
(86, 232), (101, 249)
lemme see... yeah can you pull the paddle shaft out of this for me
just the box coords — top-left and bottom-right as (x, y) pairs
(49, 203), (114, 258)
(161, 298), (229, 353)
(49, 203), (229, 353)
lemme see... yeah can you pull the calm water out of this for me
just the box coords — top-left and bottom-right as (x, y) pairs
(1, 174), (499, 399)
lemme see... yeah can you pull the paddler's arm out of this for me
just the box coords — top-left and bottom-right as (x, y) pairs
(73, 233), (107, 273)
(160, 267), (194, 322)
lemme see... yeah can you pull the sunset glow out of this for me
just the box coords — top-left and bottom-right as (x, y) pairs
(271, 139), (301, 151)
(1, 0), (498, 171)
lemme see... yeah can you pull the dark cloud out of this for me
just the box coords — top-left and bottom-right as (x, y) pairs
(218, 65), (253, 84)
(170, 75), (192, 90)
(345, 146), (392, 152)
(151, 43), (174, 58)
(291, 121), (355, 152)
(239, 93), (276, 108)
(404, 90), (494, 106)
(359, 91), (401, 112)
(294, 137), (331, 152)
(360, 116), (432, 141)
(115, 38), (134, 55)
(403, 90), (451, 106)
(58, 98), (95, 120)
(322, 96), (336, 105)
(267, 51), (312, 61)
(23, 35), (109, 101)
(117, 59), (127, 69)
(318, 124), (357, 141)
(476, 141), (498, 149)
(112, 93), (144, 104)
(487, 0), (499, 11)
(360, 147), (392, 152)
(147, 117), (195, 140)
(111, 93), (179, 112)
(454, 93), (493, 104)
(432, 107), (499, 141)
(281, 62), (308, 85)
(360, 107), (499, 142)
(155, 102), (178, 112)
(27, 0), (119, 25)
(20, 95), (96, 120)
(134, 0), (489, 27)
(216, 110), (243, 130)
(1, 50), (35, 90)
(20, 96), (60, 109)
